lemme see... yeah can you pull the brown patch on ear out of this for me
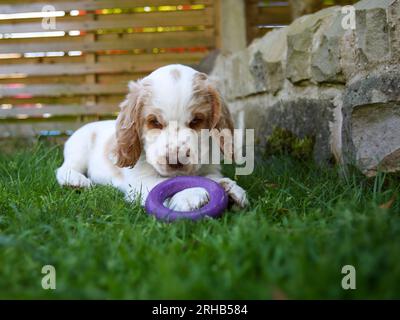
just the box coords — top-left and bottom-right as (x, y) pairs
(114, 80), (148, 168)
(192, 72), (235, 161)
(210, 88), (235, 162)
(196, 72), (208, 81)
(192, 72), (231, 129)
(207, 86), (233, 131)
(170, 68), (181, 81)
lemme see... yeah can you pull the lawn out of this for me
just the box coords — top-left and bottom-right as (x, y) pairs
(0, 141), (399, 299)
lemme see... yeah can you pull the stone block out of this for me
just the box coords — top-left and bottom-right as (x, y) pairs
(311, 8), (346, 83)
(342, 71), (400, 176)
(286, 7), (337, 83)
(249, 28), (287, 94)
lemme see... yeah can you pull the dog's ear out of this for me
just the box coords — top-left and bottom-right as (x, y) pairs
(209, 85), (235, 162)
(114, 80), (146, 168)
(193, 73), (235, 162)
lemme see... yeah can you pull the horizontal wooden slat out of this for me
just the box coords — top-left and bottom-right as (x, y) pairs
(0, 35), (82, 47)
(0, 30), (214, 54)
(0, 61), (166, 77)
(0, 9), (213, 33)
(0, 51), (207, 65)
(0, 104), (118, 118)
(256, 1), (289, 8)
(0, 0), (213, 14)
(0, 75), (87, 84)
(255, 6), (291, 25)
(0, 13), (87, 27)
(0, 29), (209, 45)
(0, 120), (98, 138)
(0, 83), (126, 97)
(0, 94), (127, 105)
(97, 74), (147, 84)
(0, 56), (84, 66)
(0, 74), (148, 86)
(97, 51), (207, 63)
(97, 95), (125, 104)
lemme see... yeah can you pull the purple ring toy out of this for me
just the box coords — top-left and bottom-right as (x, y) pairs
(145, 176), (229, 222)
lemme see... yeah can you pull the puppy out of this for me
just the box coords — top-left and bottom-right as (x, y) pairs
(56, 64), (248, 211)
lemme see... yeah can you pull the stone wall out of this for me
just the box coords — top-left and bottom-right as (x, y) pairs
(210, 0), (400, 176)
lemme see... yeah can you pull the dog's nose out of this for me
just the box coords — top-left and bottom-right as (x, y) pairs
(166, 155), (184, 170)
(168, 162), (184, 170)
(166, 148), (190, 170)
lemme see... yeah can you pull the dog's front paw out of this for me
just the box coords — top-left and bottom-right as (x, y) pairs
(167, 187), (209, 212)
(218, 178), (249, 209)
(56, 167), (92, 188)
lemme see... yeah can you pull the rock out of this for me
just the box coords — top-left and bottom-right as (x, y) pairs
(249, 51), (268, 93)
(342, 71), (400, 176)
(286, 7), (337, 83)
(389, 0), (400, 62)
(351, 103), (400, 176)
(340, 0), (396, 80)
(195, 49), (220, 74)
(311, 8), (346, 83)
(248, 28), (287, 94)
(355, 2), (391, 64)
(225, 49), (258, 99)
(260, 99), (335, 163)
(210, 54), (229, 97)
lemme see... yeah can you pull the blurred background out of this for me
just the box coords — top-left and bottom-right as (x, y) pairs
(0, 0), (356, 139)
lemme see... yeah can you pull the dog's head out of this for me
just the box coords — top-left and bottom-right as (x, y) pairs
(114, 64), (234, 177)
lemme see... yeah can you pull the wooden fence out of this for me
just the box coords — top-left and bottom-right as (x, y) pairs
(0, 0), (217, 137)
(246, 0), (358, 44)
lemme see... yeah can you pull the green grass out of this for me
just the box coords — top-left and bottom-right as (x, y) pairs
(0, 142), (399, 299)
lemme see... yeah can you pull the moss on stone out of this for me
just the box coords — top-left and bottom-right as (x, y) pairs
(265, 127), (315, 160)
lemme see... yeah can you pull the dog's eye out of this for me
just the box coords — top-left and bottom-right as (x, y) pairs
(148, 117), (163, 129)
(189, 116), (204, 128)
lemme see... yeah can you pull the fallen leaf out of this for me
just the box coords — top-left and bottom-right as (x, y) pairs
(272, 287), (288, 300)
(379, 194), (397, 209)
(264, 181), (279, 189)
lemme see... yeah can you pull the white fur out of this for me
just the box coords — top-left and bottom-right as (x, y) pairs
(56, 65), (248, 210)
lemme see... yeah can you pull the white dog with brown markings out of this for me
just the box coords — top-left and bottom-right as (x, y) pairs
(56, 64), (248, 211)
